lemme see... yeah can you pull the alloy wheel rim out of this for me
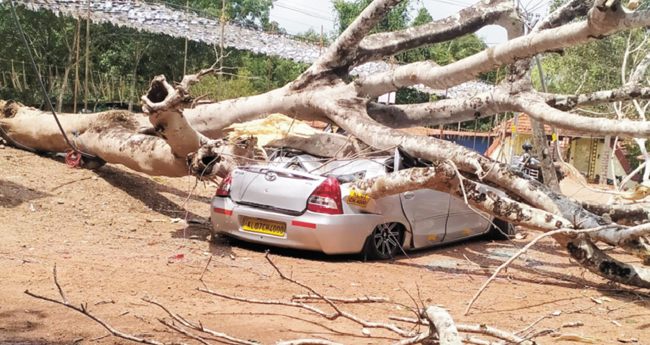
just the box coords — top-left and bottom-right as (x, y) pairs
(373, 223), (399, 256)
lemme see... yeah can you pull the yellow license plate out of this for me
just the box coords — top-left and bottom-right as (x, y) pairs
(347, 190), (371, 207)
(242, 218), (286, 237)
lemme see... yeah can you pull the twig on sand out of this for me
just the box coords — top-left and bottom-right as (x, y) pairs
(464, 227), (609, 315)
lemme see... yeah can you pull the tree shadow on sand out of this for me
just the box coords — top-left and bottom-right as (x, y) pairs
(0, 309), (76, 345)
(95, 165), (210, 222)
(0, 180), (52, 209)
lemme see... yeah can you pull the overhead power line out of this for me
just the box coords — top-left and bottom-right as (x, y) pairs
(271, 14), (325, 31)
(425, 0), (474, 8)
(273, 2), (335, 21)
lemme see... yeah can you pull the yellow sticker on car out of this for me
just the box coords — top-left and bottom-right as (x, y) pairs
(428, 235), (437, 241)
(462, 229), (471, 235)
(348, 190), (371, 207)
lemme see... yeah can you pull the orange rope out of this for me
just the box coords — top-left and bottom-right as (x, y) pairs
(65, 149), (82, 168)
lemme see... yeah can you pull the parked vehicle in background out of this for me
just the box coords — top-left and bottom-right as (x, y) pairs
(210, 148), (514, 260)
(512, 141), (565, 183)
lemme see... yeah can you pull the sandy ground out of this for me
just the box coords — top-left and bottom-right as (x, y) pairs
(1, 145), (650, 345)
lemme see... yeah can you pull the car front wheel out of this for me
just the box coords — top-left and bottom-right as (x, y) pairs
(365, 222), (404, 260)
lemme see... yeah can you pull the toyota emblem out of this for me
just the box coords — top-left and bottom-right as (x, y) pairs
(265, 172), (278, 181)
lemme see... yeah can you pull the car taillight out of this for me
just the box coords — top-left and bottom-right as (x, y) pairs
(216, 173), (233, 197)
(307, 177), (343, 215)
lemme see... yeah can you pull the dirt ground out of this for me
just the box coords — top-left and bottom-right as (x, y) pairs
(1, 145), (650, 345)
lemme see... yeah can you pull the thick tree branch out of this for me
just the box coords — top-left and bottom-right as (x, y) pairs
(515, 94), (650, 137)
(580, 201), (650, 226)
(184, 86), (312, 139)
(354, 7), (650, 98)
(324, 99), (650, 287)
(366, 92), (500, 128)
(543, 86), (650, 111)
(142, 75), (209, 159)
(553, 234), (650, 288)
(628, 51), (650, 86)
(353, 0), (514, 65)
(391, 317), (534, 345)
(304, 0), (402, 76)
(323, 99), (563, 214)
(533, 0), (593, 32)
(421, 306), (461, 345)
(365, 83), (650, 129)
(350, 164), (573, 232)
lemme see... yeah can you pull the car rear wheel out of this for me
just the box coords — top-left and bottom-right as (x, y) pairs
(364, 222), (404, 260)
(488, 218), (516, 240)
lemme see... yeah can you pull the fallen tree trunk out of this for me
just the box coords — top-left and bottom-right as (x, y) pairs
(3, 0), (650, 288)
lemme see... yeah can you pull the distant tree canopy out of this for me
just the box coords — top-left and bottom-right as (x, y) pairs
(535, 0), (650, 168)
(334, 0), (411, 34)
(536, 0), (649, 97)
(0, 1), (307, 111)
(333, 2), (488, 66)
(331, 2), (492, 130)
(162, 0), (276, 31)
(1, 0), (492, 118)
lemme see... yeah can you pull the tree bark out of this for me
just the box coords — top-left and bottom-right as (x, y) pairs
(421, 306), (461, 345)
(3, 0), (650, 289)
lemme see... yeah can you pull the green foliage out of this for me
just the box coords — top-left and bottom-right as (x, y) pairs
(539, 0), (649, 97)
(0, 7), (79, 105)
(339, 5), (489, 110)
(0, 2), (307, 109)
(191, 69), (258, 100)
(333, 0), (411, 35)
(292, 28), (330, 46)
(396, 88), (430, 104)
(534, 32), (642, 96)
(331, 3), (489, 106)
(625, 140), (649, 171)
(540, 0), (650, 169)
(160, 0), (275, 30)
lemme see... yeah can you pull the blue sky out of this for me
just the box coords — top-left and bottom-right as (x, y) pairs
(270, 0), (551, 46)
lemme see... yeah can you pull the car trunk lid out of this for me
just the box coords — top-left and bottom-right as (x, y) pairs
(230, 166), (325, 213)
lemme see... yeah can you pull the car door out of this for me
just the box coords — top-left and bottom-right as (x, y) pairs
(400, 189), (450, 247)
(444, 194), (491, 242)
(394, 148), (450, 248)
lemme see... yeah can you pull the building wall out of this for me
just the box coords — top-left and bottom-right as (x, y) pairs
(490, 134), (636, 187)
(442, 134), (494, 154)
(567, 138), (635, 187)
(488, 133), (533, 164)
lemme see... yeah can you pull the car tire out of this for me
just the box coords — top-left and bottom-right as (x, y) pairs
(488, 218), (516, 240)
(363, 222), (404, 260)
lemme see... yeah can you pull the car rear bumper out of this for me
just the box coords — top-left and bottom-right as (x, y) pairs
(210, 197), (381, 255)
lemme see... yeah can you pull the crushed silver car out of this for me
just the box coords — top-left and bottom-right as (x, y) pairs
(210, 148), (514, 259)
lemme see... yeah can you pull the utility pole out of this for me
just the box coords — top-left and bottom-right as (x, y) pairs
(522, 10), (561, 191)
(268, 22), (274, 91)
(183, 0), (189, 76)
(219, 0), (225, 101)
(84, 0), (90, 112)
(320, 25), (323, 55)
(73, 16), (81, 113)
(532, 54), (560, 191)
